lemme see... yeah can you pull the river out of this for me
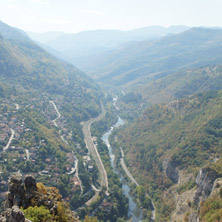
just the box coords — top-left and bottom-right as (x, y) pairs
(102, 116), (143, 222)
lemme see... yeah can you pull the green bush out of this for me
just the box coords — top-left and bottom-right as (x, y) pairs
(22, 206), (51, 222)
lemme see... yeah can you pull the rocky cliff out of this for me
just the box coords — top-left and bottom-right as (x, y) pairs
(193, 167), (219, 206)
(170, 166), (220, 222)
(0, 172), (78, 222)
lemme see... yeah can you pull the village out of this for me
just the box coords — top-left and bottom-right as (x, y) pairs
(0, 96), (96, 210)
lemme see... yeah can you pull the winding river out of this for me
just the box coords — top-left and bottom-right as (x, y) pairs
(102, 116), (143, 222)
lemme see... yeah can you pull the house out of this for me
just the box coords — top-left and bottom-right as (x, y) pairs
(74, 180), (80, 186)
(39, 170), (49, 175)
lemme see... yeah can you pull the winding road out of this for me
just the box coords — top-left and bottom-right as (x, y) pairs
(81, 104), (109, 196)
(3, 129), (15, 152)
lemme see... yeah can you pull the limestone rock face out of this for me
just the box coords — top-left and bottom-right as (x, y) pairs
(0, 173), (78, 222)
(5, 173), (25, 208)
(8, 206), (25, 222)
(24, 176), (36, 189)
(162, 159), (179, 183)
(2, 206), (26, 222)
(1, 173), (38, 222)
(193, 167), (219, 206)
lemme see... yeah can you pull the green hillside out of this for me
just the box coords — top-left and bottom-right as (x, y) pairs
(117, 91), (222, 220)
(115, 64), (222, 121)
(130, 64), (222, 103)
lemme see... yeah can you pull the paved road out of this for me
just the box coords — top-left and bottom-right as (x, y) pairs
(3, 129), (15, 152)
(81, 104), (109, 196)
(120, 148), (139, 186)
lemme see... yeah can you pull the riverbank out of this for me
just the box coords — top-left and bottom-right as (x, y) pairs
(120, 147), (156, 221)
(102, 116), (143, 222)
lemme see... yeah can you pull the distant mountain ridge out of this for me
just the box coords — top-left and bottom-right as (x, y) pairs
(76, 27), (222, 87)
(27, 25), (189, 67)
(27, 31), (65, 43)
(45, 25), (189, 51)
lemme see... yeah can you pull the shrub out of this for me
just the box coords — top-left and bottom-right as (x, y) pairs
(22, 206), (51, 222)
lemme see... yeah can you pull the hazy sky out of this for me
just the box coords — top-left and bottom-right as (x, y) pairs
(0, 0), (221, 33)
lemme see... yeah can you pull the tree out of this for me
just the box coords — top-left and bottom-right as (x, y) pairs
(136, 185), (146, 202)
(22, 206), (51, 222)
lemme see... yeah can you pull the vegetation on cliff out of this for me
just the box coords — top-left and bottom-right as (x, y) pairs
(117, 91), (222, 220)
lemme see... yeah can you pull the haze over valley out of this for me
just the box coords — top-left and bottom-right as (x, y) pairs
(1, 0), (222, 221)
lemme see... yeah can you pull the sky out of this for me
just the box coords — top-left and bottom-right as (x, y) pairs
(0, 0), (221, 33)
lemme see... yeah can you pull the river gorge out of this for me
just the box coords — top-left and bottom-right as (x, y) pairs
(102, 116), (143, 222)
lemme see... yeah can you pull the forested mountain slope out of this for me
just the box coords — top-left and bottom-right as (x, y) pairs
(0, 21), (103, 120)
(133, 65), (222, 105)
(116, 64), (222, 120)
(117, 91), (222, 221)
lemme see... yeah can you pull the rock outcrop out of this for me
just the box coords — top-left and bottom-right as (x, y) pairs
(5, 173), (37, 210)
(0, 173), (37, 222)
(162, 159), (179, 183)
(193, 167), (219, 206)
(4, 206), (27, 222)
(0, 172), (78, 222)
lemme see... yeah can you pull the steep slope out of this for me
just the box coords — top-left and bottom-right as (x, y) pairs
(116, 64), (222, 120)
(134, 65), (222, 105)
(79, 27), (222, 87)
(117, 91), (222, 221)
